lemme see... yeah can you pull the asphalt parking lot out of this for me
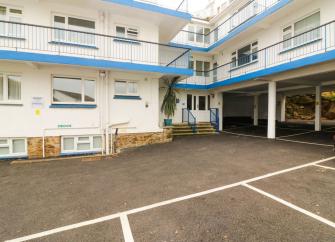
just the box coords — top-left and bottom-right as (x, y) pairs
(0, 134), (334, 241)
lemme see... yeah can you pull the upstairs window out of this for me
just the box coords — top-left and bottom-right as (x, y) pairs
(231, 41), (258, 68)
(115, 80), (138, 96)
(52, 76), (96, 104)
(53, 14), (96, 46)
(282, 12), (320, 49)
(116, 25), (139, 40)
(195, 61), (210, 77)
(0, 74), (21, 103)
(0, 5), (23, 38)
(187, 25), (210, 44)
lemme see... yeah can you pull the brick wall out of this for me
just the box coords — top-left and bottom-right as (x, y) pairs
(27, 136), (61, 159)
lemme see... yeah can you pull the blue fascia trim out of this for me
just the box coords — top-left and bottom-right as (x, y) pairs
(103, 0), (192, 20)
(0, 155), (28, 161)
(0, 50), (193, 76)
(176, 49), (335, 90)
(60, 151), (101, 157)
(50, 104), (97, 109)
(49, 41), (99, 49)
(114, 95), (142, 100)
(170, 0), (293, 53)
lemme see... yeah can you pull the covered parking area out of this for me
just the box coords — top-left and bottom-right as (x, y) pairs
(221, 67), (335, 147)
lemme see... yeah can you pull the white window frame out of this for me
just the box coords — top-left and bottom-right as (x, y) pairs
(0, 4), (23, 38)
(282, 11), (321, 50)
(114, 80), (139, 96)
(0, 73), (22, 104)
(115, 24), (139, 40)
(52, 13), (96, 46)
(61, 135), (103, 154)
(0, 137), (27, 158)
(51, 75), (97, 105)
(231, 41), (258, 68)
(187, 25), (210, 44)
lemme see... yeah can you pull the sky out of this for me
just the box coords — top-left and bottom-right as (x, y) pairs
(157, 0), (208, 13)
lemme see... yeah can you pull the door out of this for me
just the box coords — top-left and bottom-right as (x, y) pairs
(192, 95), (210, 122)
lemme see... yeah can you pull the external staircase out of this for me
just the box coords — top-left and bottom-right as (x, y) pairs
(172, 122), (218, 137)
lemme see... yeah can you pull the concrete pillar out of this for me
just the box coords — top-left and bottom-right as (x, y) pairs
(315, 85), (322, 131)
(253, 95), (259, 126)
(267, 82), (277, 139)
(280, 95), (286, 122)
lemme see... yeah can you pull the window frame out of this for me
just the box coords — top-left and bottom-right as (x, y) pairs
(51, 75), (97, 105)
(0, 137), (27, 158)
(231, 41), (258, 68)
(114, 80), (139, 96)
(61, 135), (103, 154)
(282, 11), (321, 50)
(0, 4), (24, 38)
(0, 72), (22, 104)
(115, 24), (139, 40)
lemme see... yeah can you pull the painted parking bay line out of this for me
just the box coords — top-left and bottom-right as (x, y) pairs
(314, 164), (335, 171)
(6, 155), (335, 242)
(242, 183), (335, 229)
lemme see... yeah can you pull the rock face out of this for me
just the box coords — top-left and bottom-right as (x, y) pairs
(28, 136), (61, 159)
(286, 93), (335, 120)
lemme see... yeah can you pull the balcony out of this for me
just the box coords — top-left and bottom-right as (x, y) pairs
(0, 20), (192, 76)
(171, 0), (288, 50)
(176, 21), (335, 89)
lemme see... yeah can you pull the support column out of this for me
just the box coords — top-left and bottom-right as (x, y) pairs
(280, 95), (286, 122)
(253, 95), (259, 126)
(267, 82), (277, 139)
(315, 85), (321, 131)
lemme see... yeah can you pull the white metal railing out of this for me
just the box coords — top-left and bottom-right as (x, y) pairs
(178, 21), (335, 87)
(171, 0), (280, 47)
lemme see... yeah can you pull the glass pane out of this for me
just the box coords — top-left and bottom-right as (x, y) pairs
(294, 12), (320, 35)
(63, 137), (74, 150)
(0, 147), (9, 155)
(0, 75), (3, 100)
(196, 61), (203, 76)
(53, 77), (82, 103)
(9, 9), (22, 14)
(204, 62), (210, 77)
(238, 45), (251, 66)
(84, 80), (95, 102)
(128, 82), (137, 94)
(188, 26), (194, 42)
(54, 16), (65, 24)
(127, 28), (138, 39)
(8, 75), (21, 100)
(77, 143), (90, 151)
(8, 16), (22, 38)
(12, 139), (25, 153)
(204, 28), (210, 44)
(78, 137), (89, 142)
(196, 26), (203, 43)
(116, 26), (125, 38)
(0, 139), (7, 145)
(115, 81), (127, 95)
(0, 6), (6, 15)
(68, 17), (95, 29)
(93, 136), (102, 149)
(199, 96), (206, 110)
(54, 16), (66, 41)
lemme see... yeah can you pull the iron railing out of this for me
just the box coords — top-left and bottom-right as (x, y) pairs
(182, 108), (197, 133)
(0, 20), (191, 68)
(179, 21), (335, 86)
(135, 0), (189, 12)
(171, 0), (280, 47)
(209, 108), (219, 131)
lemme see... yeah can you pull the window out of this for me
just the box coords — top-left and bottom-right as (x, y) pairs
(282, 12), (320, 49)
(61, 135), (102, 154)
(53, 14), (95, 46)
(115, 80), (139, 96)
(187, 25), (210, 44)
(0, 74), (21, 102)
(188, 26), (194, 42)
(0, 5), (23, 38)
(199, 96), (206, 110)
(231, 41), (258, 68)
(0, 138), (27, 158)
(52, 76), (96, 104)
(195, 61), (211, 77)
(116, 25), (139, 39)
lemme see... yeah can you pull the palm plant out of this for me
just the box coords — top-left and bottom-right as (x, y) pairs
(161, 76), (180, 122)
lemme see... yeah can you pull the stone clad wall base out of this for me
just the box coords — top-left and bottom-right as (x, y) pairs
(27, 136), (61, 159)
(114, 128), (172, 152)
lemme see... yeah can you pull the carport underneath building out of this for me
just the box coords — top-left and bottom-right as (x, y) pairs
(221, 71), (335, 147)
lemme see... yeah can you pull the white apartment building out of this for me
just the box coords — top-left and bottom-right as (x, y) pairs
(1, 0), (335, 160)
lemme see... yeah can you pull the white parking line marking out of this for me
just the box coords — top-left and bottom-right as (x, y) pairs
(276, 130), (316, 139)
(223, 131), (267, 139)
(314, 164), (335, 171)
(120, 214), (134, 242)
(276, 138), (333, 147)
(6, 155), (335, 242)
(242, 183), (335, 228)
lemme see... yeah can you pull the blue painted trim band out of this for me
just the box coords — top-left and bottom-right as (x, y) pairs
(49, 41), (99, 49)
(103, 0), (192, 20)
(50, 104), (97, 109)
(114, 95), (142, 100)
(0, 155), (28, 161)
(170, 0), (293, 52)
(0, 50), (193, 76)
(60, 151), (101, 157)
(175, 49), (335, 90)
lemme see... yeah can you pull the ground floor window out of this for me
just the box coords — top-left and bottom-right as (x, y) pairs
(0, 138), (27, 158)
(61, 135), (102, 154)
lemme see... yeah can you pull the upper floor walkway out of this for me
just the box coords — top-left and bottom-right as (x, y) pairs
(170, 0), (291, 52)
(176, 20), (335, 89)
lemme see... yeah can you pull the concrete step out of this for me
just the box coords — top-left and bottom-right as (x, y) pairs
(173, 132), (218, 136)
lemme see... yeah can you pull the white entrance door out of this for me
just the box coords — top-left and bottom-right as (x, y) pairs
(187, 94), (210, 122)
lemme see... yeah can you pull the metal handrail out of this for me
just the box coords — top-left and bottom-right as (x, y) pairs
(182, 108), (197, 133)
(209, 108), (219, 131)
